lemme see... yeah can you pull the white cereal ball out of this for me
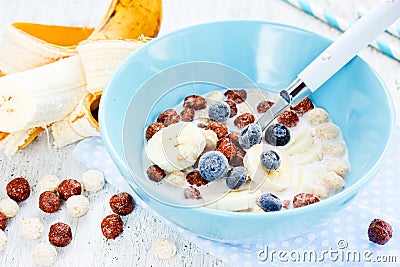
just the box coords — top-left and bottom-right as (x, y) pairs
(32, 243), (57, 267)
(0, 230), (7, 252)
(313, 184), (329, 200)
(166, 171), (186, 187)
(318, 171), (345, 192)
(19, 217), (44, 240)
(207, 91), (225, 102)
(323, 141), (346, 157)
(307, 108), (329, 125)
(66, 195), (89, 218)
(0, 198), (19, 218)
(326, 159), (349, 178)
(81, 170), (105, 193)
(152, 238), (177, 260)
(38, 174), (60, 193)
(315, 123), (339, 140)
(201, 130), (218, 151)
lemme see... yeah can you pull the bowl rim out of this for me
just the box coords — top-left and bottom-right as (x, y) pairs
(100, 19), (397, 218)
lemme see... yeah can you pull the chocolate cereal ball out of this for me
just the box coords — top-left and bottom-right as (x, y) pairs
(6, 177), (31, 202)
(101, 214), (123, 239)
(48, 222), (73, 247)
(0, 212), (6, 230)
(109, 192), (134, 216)
(57, 179), (82, 200)
(39, 191), (61, 213)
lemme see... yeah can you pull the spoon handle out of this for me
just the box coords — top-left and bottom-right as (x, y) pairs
(298, 0), (400, 92)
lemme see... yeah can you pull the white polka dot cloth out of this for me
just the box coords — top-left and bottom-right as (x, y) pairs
(74, 131), (400, 266)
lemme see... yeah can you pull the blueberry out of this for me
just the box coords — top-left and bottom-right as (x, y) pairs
(238, 123), (262, 149)
(260, 150), (280, 171)
(258, 192), (282, 212)
(198, 151), (229, 181)
(208, 101), (231, 122)
(265, 123), (290, 146)
(226, 167), (248, 190)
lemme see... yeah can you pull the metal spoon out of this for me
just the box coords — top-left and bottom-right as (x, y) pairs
(240, 0), (400, 148)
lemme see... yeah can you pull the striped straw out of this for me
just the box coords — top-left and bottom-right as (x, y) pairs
(357, 9), (400, 39)
(281, 0), (400, 62)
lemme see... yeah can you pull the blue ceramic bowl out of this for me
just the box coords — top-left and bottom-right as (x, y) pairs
(99, 21), (395, 243)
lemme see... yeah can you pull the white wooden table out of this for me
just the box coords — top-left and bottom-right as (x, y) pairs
(1, 0), (399, 266)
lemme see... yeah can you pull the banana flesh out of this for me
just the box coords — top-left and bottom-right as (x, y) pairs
(285, 128), (314, 156)
(0, 56), (87, 132)
(204, 190), (262, 211)
(244, 144), (293, 192)
(0, 127), (44, 156)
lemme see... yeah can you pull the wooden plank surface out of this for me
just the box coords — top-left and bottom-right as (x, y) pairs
(0, 0), (399, 266)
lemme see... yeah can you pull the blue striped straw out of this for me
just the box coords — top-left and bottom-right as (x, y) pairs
(357, 9), (400, 39)
(281, 0), (400, 62)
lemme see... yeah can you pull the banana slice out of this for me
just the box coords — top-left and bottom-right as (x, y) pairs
(77, 39), (148, 94)
(0, 56), (86, 132)
(204, 189), (262, 211)
(297, 140), (323, 165)
(244, 144), (293, 192)
(295, 167), (314, 194)
(285, 128), (314, 156)
(51, 91), (101, 147)
(0, 23), (93, 74)
(0, 128), (44, 156)
(145, 122), (206, 172)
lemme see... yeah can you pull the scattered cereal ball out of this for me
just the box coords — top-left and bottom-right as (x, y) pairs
(32, 243), (57, 267)
(156, 109), (180, 126)
(6, 177), (30, 202)
(368, 219), (393, 245)
(57, 179), (82, 200)
(81, 170), (105, 193)
(207, 91), (224, 102)
(277, 110), (299, 128)
(19, 217), (44, 240)
(0, 198), (19, 218)
(66, 195), (90, 218)
(0, 230), (7, 252)
(152, 238), (177, 260)
(166, 171), (186, 187)
(183, 95), (207, 110)
(101, 214), (123, 239)
(323, 141), (346, 156)
(0, 212), (6, 230)
(293, 193), (320, 208)
(183, 186), (202, 199)
(202, 130), (218, 151)
(39, 191), (61, 213)
(326, 159), (349, 178)
(145, 122), (164, 140)
(109, 192), (134, 216)
(147, 165), (166, 182)
(318, 171), (345, 192)
(38, 174), (60, 193)
(48, 222), (72, 247)
(313, 184), (329, 200)
(315, 123), (339, 140)
(307, 108), (328, 125)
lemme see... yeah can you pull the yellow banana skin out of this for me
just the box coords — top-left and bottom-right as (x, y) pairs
(90, 0), (162, 40)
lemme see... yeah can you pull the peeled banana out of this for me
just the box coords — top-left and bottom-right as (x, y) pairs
(0, 0), (162, 155)
(204, 190), (262, 211)
(285, 128), (314, 156)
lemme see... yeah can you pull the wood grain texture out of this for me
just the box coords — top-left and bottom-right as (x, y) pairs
(0, 0), (399, 266)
